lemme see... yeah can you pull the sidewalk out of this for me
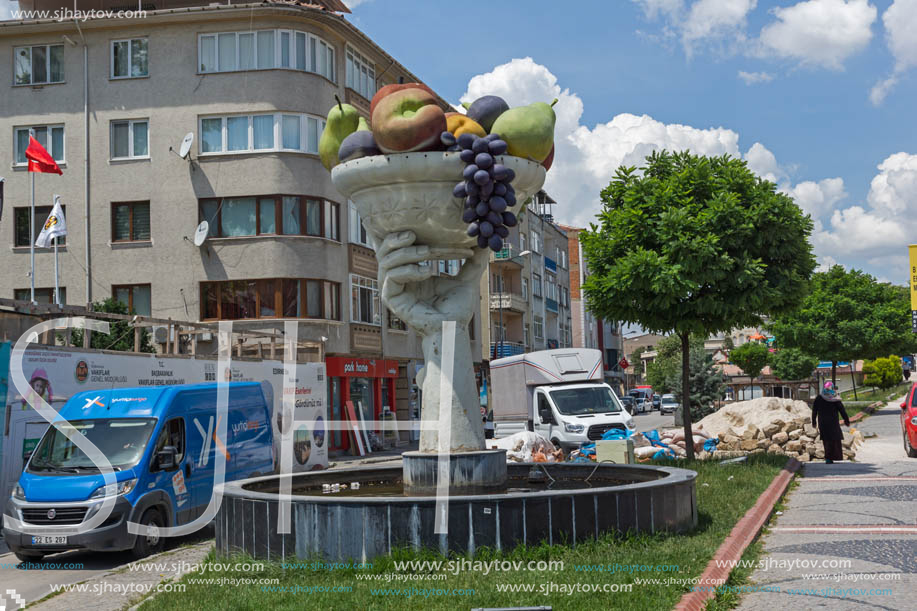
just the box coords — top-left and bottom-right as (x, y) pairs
(327, 440), (417, 468)
(737, 397), (917, 610)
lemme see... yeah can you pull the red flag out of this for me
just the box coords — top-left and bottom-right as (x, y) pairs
(25, 136), (62, 175)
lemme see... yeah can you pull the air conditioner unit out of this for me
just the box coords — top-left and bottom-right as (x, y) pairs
(151, 325), (172, 344)
(199, 331), (213, 342)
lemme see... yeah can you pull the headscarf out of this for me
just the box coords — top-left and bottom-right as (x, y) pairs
(820, 381), (841, 402)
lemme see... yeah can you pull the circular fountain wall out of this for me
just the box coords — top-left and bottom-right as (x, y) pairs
(215, 463), (697, 562)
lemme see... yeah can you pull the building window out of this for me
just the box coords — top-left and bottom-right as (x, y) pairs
(546, 280), (555, 301)
(521, 277), (528, 300)
(199, 30), (334, 80)
(439, 260), (458, 276)
(524, 323), (530, 346)
(111, 201), (151, 242)
(14, 44), (64, 85)
(531, 231), (541, 253)
(561, 250), (567, 269)
(111, 38), (148, 79)
(492, 273), (504, 293)
(519, 232), (526, 253)
(200, 278), (340, 321)
(387, 309), (407, 331)
(534, 315), (544, 340)
(532, 273), (542, 297)
(113, 284), (151, 316)
(199, 196), (338, 240)
(14, 205), (66, 247)
(199, 113), (324, 155)
(15, 125), (64, 165)
(110, 120), (149, 159)
(351, 274), (380, 325)
(345, 47), (376, 100)
(348, 201), (372, 247)
(14, 288), (66, 304)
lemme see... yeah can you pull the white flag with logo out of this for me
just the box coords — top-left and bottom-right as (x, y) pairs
(35, 195), (67, 248)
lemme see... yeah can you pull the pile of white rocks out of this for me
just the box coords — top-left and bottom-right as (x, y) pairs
(693, 397), (864, 462)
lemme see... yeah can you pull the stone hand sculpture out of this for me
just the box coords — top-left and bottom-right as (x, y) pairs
(373, 230), (488, 452)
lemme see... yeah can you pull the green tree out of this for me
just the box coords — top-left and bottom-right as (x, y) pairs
(769, 265), (917, 385)
(723, 336), (735, 350)
(630, 346), (647, 382)
(770, 348), (818, 381)
(862, 355), (903, 391)
(581, 150), (815, 458)
(71, 298), (155, 353)
(729, 342), (771, 381)
(665, 350), (726, 421)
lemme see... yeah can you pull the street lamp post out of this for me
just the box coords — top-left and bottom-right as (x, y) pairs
(496, 248), (531, 359)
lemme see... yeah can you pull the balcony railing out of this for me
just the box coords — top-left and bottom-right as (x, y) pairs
(491, 341), (526, 359)
(545, 297), (558, 313)
(492, 245), (526, 265)
(544, 256), (557, 273)
(489, 292), (527, 313)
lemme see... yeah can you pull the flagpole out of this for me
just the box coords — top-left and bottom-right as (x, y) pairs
(30, 170), (35, 303)
(54, 237), (60, 306)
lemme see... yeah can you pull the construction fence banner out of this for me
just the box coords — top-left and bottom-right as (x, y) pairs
(0, 346), (327, 503)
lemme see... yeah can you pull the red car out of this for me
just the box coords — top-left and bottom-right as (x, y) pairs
(900, 384), (917, 457)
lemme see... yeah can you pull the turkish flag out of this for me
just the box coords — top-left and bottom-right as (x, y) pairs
(25, 136), (63, 175)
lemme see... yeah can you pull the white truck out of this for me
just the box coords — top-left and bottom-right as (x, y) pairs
(490, 348), (635, 450)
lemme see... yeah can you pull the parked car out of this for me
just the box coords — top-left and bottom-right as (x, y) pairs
(628, 388), (653, 413)
(660, 393), (680, 415)
(900, 384), (917, 457)
(652, 393), (661, 411)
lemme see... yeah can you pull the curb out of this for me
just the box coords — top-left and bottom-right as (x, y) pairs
(674, 457), (802, 611)
(849, 400), (885, 423)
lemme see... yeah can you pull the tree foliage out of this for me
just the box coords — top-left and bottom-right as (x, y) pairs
(729, 342), (771, 380)
(769, 266), (917, 381)
(862, 355), (903, 391)
(630, 346), (647, 382)
(770, 348), (818, 381)
(581, 150), (816, 457)
(70, 298), (155, 353)
(642, 334), (725, 414)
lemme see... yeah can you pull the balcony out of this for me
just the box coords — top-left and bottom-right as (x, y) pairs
(491, 341), (526, 359)
(492, 245), (528, 265)
(490, 292), (527, 313)
(544, 256), (557, 273)
(545, 297), (558, 313)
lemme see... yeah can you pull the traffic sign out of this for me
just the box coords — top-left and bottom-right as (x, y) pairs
(618, 357), (629, 370)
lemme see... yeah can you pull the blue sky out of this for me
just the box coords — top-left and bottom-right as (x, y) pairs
(346, 0), (917, 284)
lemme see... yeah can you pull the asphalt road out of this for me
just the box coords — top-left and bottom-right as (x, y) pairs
(631, 407), (676, 433)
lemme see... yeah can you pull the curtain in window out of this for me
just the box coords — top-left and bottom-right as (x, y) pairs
(202, 283), (218, 319)
(282, 197), (301, 234)
(282, 279), (300, 317)
(16, 129), (30, 163)
(51, 127), (64, 161)
(282, 115), (301, 150)
(132, 122), (148, 157)
(253, 115), (273, 149)
(112, 40), (129, 76)
(113, 205), (131, 241)
(201, 118), (222, 152)
(239, 33), (254, 70)
(112, 122), (130, 158)
(257, 31), (274, 69)
(296, 32), (306, 70)
(306, 199), (321, 236)
(131, 39), (148, 76)
(259, 198), (276, 234)
(49, 45), (63, 82)
(280, 32), (290, 68)
(306, 280), (322, 318)
(133, 203), (151, 240)
(132, 285), (152, 316)
(218, 33), (236, 72)
(200, 200), (219, 237)
(200, 35), (216, 72)
(220, 198), (256, 236)
(259, 279), (276, 317)
(307, 117), (319, 153)
(227, 116), (248, 151)
(32, 45), (47, 83)
(15, 47), (30, 84)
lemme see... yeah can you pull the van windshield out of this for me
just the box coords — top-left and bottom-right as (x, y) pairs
(27, 419), (157, 474)
(549, 387), (623, 416)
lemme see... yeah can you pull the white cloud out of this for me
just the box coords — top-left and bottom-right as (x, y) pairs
(342, 0), (370, 9)
(682, 0), (756, 50)
(758, 0), (877, 70)
(633, 0), (684, 19)
(816, 255), (839, 272)
(870, 0), (917, 105)
(866, 152), (917, 214)
(783, 178), (847, 218)
(737, 70), (775, 84)
(744, 142), (783, 183)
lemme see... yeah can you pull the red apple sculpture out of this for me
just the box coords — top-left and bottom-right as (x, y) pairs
(542, 144), (555, 171)
(370, 82), (438, 119)
(371, 88), (447, 153)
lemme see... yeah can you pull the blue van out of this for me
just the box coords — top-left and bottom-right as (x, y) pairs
(2, 383), (273, 562)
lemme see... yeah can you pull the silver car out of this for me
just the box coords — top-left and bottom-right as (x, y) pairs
(660, 393), (679, 415)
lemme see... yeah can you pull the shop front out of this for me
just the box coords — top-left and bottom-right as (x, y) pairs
(326, 356), (399, 453)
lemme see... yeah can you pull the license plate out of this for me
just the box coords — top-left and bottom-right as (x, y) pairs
(31, 536), (67, 545)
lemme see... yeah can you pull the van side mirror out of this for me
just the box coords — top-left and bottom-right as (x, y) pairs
(539, 406), (555, 425)
(901, 402), (907, 409)
(156, 446), (178, 470)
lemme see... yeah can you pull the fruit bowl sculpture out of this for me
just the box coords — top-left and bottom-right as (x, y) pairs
(323, 86), (553, 454)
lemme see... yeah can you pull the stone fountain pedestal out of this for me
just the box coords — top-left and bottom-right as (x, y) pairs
(332, 152), (546, 493)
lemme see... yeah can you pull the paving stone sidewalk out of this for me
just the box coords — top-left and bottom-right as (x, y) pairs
(738, 398), (917, 611)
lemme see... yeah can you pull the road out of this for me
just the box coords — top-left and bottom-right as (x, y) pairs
(631, 407), (676, 433)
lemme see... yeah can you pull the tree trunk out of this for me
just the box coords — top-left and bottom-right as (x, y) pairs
(850, 358), (858, 400)
(681, 331), (695, 460)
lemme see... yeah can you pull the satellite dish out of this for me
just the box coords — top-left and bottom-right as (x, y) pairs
(178, 132), (194, 159)
(193, 221), (209, 247)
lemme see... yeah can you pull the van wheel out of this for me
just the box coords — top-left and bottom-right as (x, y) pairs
(14, 551), (44, 563)
(131, 508), (165, 559)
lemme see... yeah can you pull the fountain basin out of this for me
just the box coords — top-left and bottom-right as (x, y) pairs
(215, 463), (697, 562)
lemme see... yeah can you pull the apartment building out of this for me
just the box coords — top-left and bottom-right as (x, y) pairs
(486, 191), (573, 361)
(0, 0), (476, 451)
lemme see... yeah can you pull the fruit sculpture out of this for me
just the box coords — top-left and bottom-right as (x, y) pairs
(319, 85), (555, 252)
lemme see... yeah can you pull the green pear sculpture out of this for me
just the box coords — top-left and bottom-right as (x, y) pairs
(319, 95), (361, 170)
(489, 98), (557, 163)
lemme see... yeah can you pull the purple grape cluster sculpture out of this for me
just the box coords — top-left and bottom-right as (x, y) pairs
(444, 131), (518, 251)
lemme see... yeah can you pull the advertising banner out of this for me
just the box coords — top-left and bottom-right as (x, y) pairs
(0, 346), (327, 503)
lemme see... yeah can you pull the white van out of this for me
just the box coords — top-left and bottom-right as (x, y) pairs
(490, 349), (635, 450)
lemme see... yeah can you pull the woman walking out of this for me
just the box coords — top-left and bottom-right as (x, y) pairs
(812, 381), (851, 464)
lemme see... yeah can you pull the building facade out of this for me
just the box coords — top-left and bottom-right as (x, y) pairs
(0, 1), (476, 451)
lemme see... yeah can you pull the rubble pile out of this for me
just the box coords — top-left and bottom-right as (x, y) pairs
(695, 397), (865, 461)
